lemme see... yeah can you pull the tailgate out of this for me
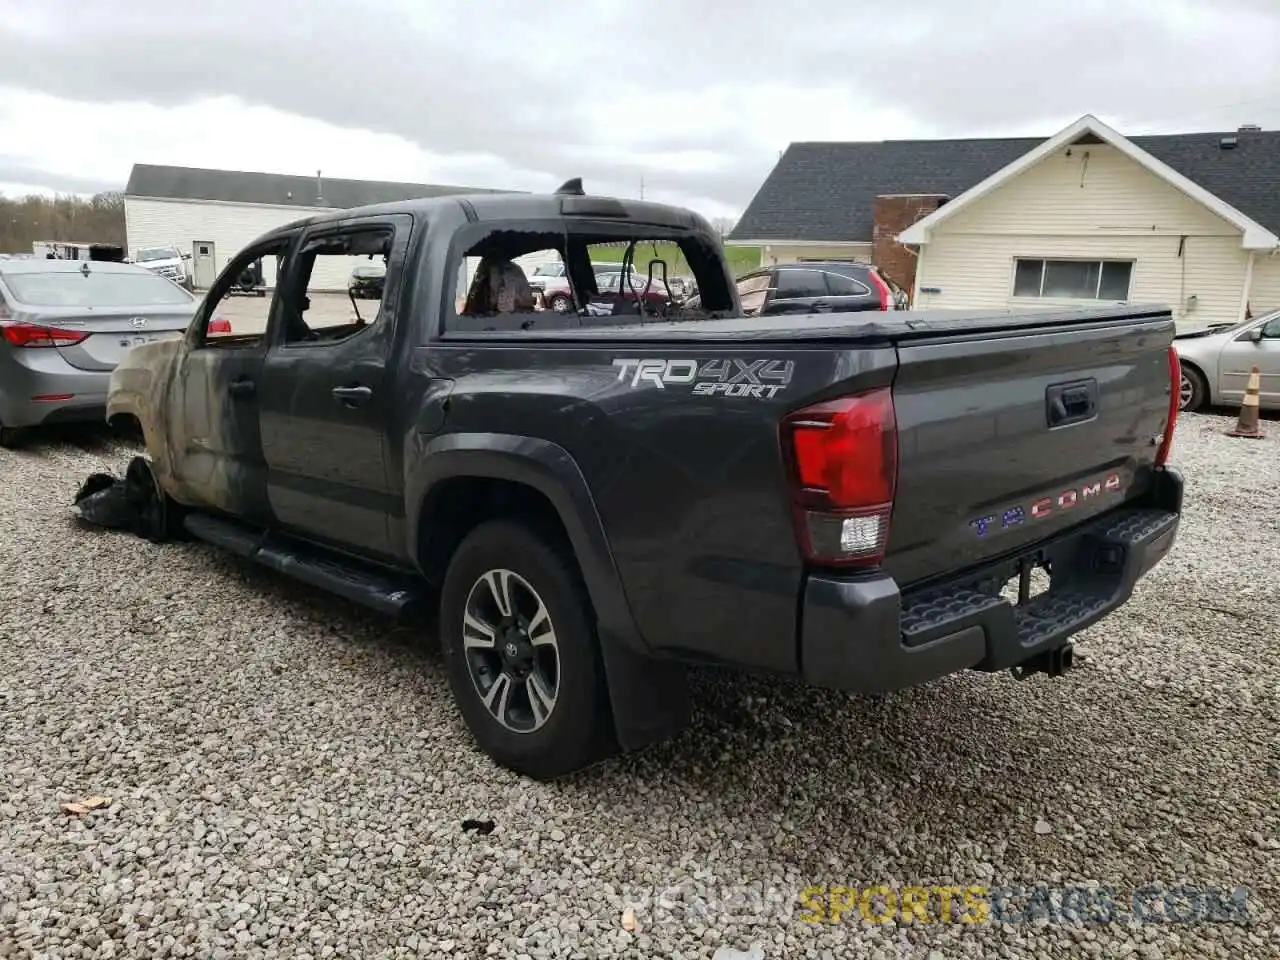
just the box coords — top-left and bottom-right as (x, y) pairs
(884, 315), (1175, 587)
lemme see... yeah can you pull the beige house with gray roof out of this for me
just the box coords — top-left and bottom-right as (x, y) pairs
(730, 114), (1280, 329)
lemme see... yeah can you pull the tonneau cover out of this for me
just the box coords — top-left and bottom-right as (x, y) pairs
(441, 304), (1174, 343)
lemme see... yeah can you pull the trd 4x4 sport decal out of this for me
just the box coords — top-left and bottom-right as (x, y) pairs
(612, 358), (795, 399)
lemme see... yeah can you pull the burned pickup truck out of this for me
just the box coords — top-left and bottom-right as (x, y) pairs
(104, 182), (1184, 780)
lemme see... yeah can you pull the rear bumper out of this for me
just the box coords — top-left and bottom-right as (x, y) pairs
(0, 352), (110, 428)
(799, 467), (1184, 693)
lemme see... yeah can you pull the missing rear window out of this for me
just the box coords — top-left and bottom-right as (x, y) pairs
(445, 222), (734, 333)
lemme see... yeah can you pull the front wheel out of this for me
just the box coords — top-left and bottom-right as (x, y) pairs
(1179, 363), (1207, 413)
(124, 456), (185, 543)
(0, 424), (27, 449)
(439, 519), (615, 779)
(548, 294), (572, 313)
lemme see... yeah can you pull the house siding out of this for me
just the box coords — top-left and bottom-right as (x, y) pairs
(1249, 255), (1280, 315)
(914, 144), (1250, 328)
(125, 196), (371, 291)
(761, 243), (872, 266)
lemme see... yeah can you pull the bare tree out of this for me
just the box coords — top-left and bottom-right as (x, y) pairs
(0, 191), (126, 254)
(710, 217), (737, 238)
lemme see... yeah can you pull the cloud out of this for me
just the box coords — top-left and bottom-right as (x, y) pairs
(0, 0), (1275, 218)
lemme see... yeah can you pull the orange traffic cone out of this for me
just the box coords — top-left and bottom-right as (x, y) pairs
(1226, 366), (1263, 438)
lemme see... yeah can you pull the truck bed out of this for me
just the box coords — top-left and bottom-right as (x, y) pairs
(427, 301), (1178, 671)
(441, 304), (1174, 343)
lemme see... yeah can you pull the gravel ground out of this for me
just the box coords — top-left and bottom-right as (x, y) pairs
(2, 411), (1278, 960)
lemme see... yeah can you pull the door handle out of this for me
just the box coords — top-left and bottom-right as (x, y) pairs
(332, 385), (372, 407)
(811, 300), (832, 312)
(228, 377), (255, 398)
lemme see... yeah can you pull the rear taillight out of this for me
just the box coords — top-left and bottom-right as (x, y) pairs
(780, 386), (898, 567)
(0, 320), (89, 348)
(207, 317), (231, 334)
(1156, 344), (1179, 466)
(867, 270), (892, 311)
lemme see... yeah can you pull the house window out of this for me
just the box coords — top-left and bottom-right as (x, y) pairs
(1013, 258), (1133, 300)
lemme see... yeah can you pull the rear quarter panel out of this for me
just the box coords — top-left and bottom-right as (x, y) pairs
(413, 340), (897, 674)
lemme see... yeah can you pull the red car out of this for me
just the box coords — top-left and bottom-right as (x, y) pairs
(592, 270), (670, 310)
(527, 261), (619, 312)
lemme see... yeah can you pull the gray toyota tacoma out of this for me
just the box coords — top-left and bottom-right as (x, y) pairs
(105, 182), (1184, 780)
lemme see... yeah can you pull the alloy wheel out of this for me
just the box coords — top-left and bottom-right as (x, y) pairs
(1179, 371), (1195, 410)
(462, 569), (560, 734)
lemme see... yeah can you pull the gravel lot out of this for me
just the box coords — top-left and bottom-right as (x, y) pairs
(2, 411), (1278, 959)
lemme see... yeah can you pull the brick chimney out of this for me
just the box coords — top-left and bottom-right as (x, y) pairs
(872, 194), (949, 301)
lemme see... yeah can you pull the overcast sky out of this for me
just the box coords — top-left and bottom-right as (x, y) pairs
(0, 0), (1276, 220)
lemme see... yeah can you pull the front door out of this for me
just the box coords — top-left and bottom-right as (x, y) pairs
(1217, 313), (1280, 405)
(193, 241), (217, 289)
(169, 235), (295, 526)
(256, 214), (414, 561)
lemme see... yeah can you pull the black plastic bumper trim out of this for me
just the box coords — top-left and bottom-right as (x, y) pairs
(798, 467), (1184, 694)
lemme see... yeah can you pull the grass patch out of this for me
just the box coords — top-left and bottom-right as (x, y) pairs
(589, 241), (761, 278)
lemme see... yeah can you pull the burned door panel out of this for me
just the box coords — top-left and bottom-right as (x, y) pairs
(160, 236), (295, 525)
(169, 344), (271, 525)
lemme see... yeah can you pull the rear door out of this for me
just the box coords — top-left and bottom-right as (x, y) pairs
(168, 235), (297, 527)
(256, 213), (414, 561)
(822, 267), (880, 313)
(763, 266), (830, 315)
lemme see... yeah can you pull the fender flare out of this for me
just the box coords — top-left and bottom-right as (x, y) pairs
(406, 432), (644, 655)
(405, 432), (692, 752)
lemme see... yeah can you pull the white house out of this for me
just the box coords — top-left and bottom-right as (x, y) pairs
(123, 164), (511, 292)
(729, 115), (1280, 329)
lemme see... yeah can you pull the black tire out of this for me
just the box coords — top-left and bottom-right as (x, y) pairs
(548, 294), (572, 313)
(1179, 362), (1208, 413)
(0, 421), (27, 449)
(125, 457), (186, 543)
(439, 519), (616, 780)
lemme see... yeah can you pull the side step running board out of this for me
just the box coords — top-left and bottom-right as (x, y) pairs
(182, 513), (428, 618)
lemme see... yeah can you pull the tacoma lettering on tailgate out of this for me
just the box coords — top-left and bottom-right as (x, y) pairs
(969, 472), (1124, 538)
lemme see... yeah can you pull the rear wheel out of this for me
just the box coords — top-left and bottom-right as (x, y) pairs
(548, 294), (572, 313)
(439, 519), (615, 780)
(1179, 363), (1207, 413)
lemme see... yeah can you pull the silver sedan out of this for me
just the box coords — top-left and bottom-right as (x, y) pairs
(0, 258), (198, 446)
(1174, 307), (1280, 412)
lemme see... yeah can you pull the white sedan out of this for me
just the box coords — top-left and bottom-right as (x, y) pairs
(1174, 307), (1280, 411)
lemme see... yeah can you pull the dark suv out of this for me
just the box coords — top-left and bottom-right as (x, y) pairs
(734, 261), (903, 315)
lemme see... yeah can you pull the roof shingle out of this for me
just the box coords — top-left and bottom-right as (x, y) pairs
(124, 163), (514, 210)
(728, 129), (1280, 243)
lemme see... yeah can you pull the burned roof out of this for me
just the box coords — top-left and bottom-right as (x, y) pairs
(124, 163), (514, 210)
(729, 129), (1280, 243)
(240, 188), (717, 246)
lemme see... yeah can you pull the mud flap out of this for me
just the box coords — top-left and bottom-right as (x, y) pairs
(598, 627), (693, 753)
